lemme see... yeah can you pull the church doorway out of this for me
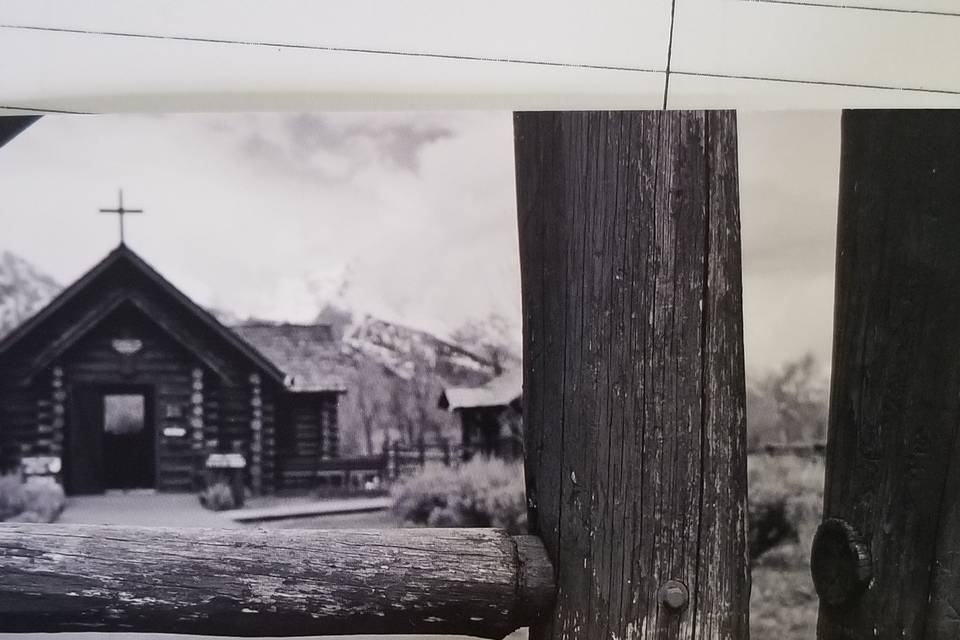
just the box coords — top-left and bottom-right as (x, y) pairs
(67, 385), (156, 494)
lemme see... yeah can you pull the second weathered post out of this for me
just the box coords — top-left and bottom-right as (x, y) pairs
(815, 109), (960, 639)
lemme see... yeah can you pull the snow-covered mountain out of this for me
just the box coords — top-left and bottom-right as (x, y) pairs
(278, 263), (514, 383)
(279, 261), (521, 369)
(0, 251), (61, 340)
(342, 313), (496, 383)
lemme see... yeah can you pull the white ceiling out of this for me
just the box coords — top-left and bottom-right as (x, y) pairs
(1, 0), (958, 112)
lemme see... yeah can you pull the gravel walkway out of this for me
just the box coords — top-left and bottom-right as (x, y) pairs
(58, 492), (243, 528)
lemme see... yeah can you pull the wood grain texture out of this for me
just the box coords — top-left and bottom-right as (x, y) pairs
(514, 111), (749, 639)
(0, 524), (554, 638)
(819, 110), (960, 640)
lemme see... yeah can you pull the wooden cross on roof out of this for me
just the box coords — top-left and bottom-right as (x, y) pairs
(99, 189), (143, 245)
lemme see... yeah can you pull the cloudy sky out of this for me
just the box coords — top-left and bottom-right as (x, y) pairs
(0, 111), (840, 376)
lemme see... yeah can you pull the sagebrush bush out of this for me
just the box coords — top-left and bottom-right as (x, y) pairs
(394, 454), (821, 563)
(0, 473), (26, 521)
(21, 481), (67, 522)
(748, 454), (824, 565)
(0, 473), (66, 523)
(392, 457), (527, 534)
(199, 481), (236, 511)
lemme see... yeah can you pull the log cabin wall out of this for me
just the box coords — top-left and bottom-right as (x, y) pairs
(259, 382), (277, 495)
(208, 380), (277, 495)
(458, 407), (507, 458)
(275, 392), (339, 491)
(58, 308), (199, 493)
(0, 322), (283, 494)
(0, 385), (41, 472)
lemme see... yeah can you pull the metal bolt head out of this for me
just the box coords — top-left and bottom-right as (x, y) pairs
(658, 579), (689, 612)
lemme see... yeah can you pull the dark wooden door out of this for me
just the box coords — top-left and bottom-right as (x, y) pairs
(67, 386), (105, 495)
(101, 390), (154, 490)
(67, 386), (155, 494)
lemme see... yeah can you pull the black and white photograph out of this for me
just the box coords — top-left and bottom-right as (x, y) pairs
(1, 4), (959, 640)
(0, 108), (854, 639)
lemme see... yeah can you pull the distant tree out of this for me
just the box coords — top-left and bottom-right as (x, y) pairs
(352, 361), (391, 455)
(383, 361), (448, 445)
(746, 353), (828, 449)
(387, 378), (417, 445)
(406, 362), (445, 442)
(450, 313), (520, 375)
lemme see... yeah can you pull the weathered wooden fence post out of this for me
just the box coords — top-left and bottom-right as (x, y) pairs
(514, 111), (750, 639)
(814, 110), (960, 639)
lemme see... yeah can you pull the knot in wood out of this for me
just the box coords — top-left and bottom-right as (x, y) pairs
(811, 518), (872, 608)
(658, 579), (689, 612)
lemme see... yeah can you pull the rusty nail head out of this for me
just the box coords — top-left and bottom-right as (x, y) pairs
(658, 579), (689, 612)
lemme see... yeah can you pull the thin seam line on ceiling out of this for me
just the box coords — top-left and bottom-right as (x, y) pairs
(738, 0), (960, 18)
(671, 70), (960, 96)
(0, 23), (663, 74)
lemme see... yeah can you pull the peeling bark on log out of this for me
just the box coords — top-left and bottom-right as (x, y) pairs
(514, 111), (750, 639)
(817, 109), (960, 640)
(0, 524), (554, 638)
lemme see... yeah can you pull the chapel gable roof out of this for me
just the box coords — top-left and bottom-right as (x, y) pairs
(0, 244), (287, 386)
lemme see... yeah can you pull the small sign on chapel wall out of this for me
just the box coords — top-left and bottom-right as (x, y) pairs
(206, 453), (246, 469)
(111, 338), (143, 355)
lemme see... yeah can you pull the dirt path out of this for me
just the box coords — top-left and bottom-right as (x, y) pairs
(58, 492), (243, 528)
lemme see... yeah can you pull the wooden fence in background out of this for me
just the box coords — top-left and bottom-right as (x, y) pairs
(748, 441), (827, 457)
(276, 439), (461, 492)
(2, 110), (960, 638)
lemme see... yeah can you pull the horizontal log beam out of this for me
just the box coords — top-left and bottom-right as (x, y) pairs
(0, 524), (554, 638)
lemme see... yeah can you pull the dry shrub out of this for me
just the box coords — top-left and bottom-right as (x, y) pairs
(748, 454), (824, 566)
(750, 564), (819, 640)
(391, 457), (527, 534)
(0, 473), (66, 523)
(199, 481), (236, 511)
(0, 473), (26, 520)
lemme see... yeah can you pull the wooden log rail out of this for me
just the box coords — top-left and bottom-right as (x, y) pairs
(0, 524), (554, 638)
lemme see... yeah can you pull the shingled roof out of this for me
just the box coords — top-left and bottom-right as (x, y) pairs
(231, 323), (348, 393)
